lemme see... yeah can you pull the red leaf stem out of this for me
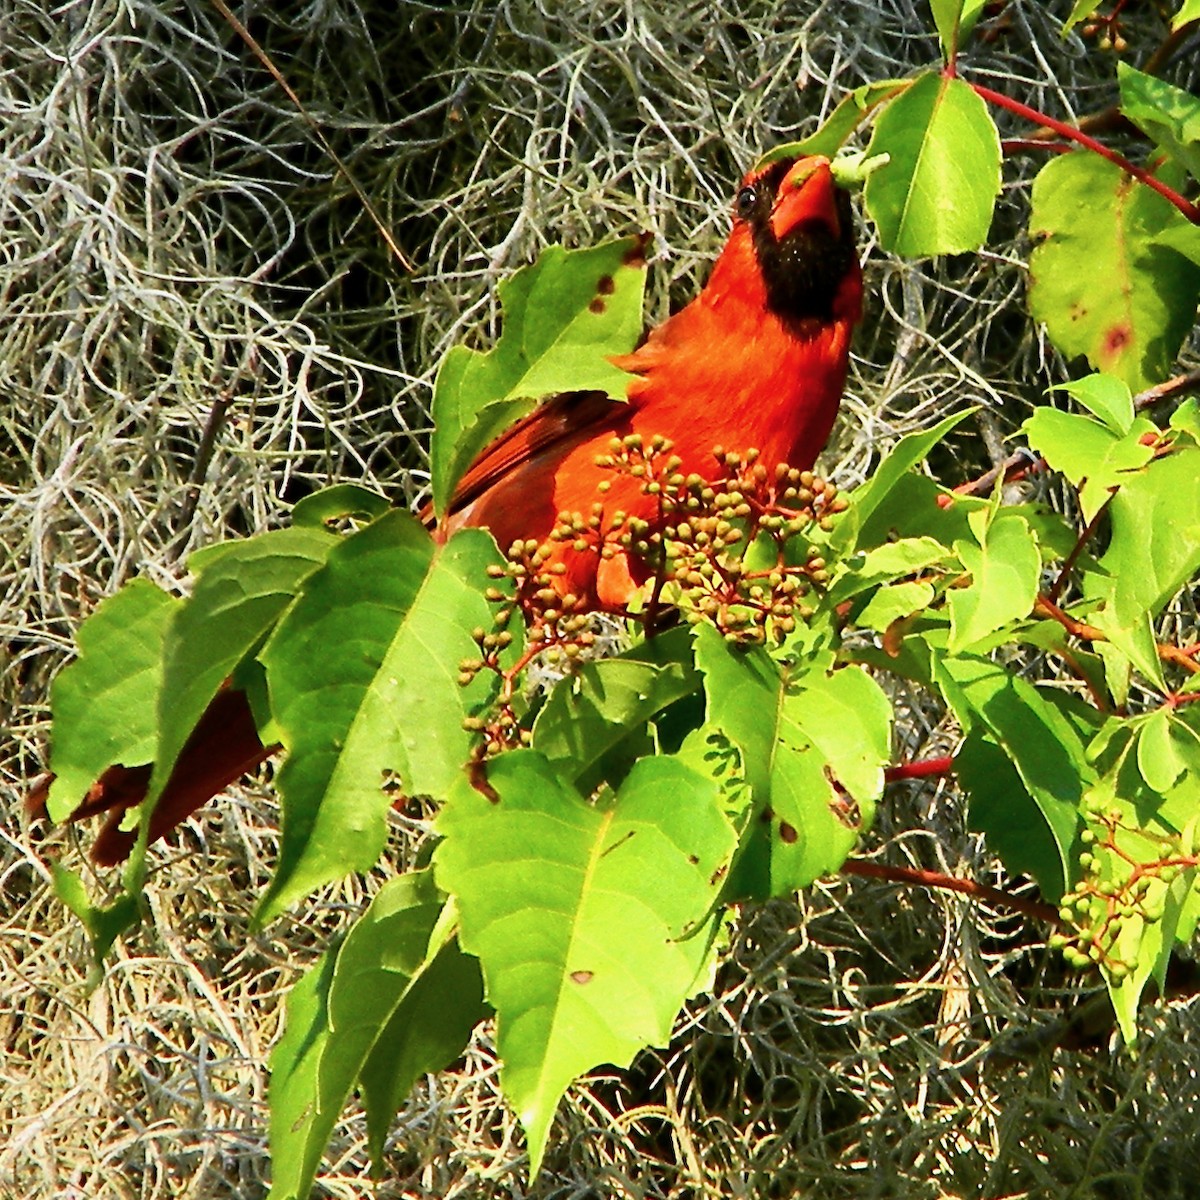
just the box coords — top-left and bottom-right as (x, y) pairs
(884, 755), (954, 783)
(972, 82), (1200, 224)
(841, 858), (1059, 922)
(1001, 138), (1073, 156)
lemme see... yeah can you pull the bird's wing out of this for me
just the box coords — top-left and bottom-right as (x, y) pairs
(434, 388), (626, 521)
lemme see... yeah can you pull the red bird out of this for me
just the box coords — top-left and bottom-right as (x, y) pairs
(442, 154), (861, 606)
(34, 153), (862, 864)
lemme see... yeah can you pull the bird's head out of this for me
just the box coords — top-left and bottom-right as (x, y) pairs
(726, 154), (860, 325)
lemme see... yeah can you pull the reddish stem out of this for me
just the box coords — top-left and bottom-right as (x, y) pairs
(1001, 138), (1073, 156)
(842, 858), (1059, 922)
(973, 82), (1200, 224)
(884, 755), (954, 783)
(939, 449), (1041, 508)
(1133, 368), (1200, 411)
(1034, 594), (1200, 676)
(1047, 496), (1112, 606)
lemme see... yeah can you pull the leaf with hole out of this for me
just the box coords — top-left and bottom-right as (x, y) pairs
(434, 751), (736, 1173)
(291, 484), (392, 530)
(694, 625), (891, 898)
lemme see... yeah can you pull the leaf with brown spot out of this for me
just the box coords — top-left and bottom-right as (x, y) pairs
(430, 236), (647, 516)
(692, 626), (892, 899)
(435, 751), (736, 1173)
(1029, 153), (1200, 390)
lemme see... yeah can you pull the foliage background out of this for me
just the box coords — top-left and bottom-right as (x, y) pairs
(3, 1), (1199, 1196)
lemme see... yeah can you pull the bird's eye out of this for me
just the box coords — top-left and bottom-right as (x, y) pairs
(735, 185), (758, 217)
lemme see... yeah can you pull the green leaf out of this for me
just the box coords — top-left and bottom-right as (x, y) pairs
(853, 476), (989, 563)
(929, 0), (986, 58)
(430, 237), (647, 516)
(1051, 373), (1135, 434)
(532, 627), (700, 792)
(1028, 152), (1200, 390)
(956, 733), (1066, 900)
(754, 80), (910, 165)
(267, 870), (485, 1200)
(1156, 219), (1200, 268)
(1022, 407), (1155, 522)
(947, 511), (1041, 651)
(935, 654), (1088, 882)
(1095, 642), (1134, 709)
(1101, 445), (1200, 624)
(829, 535), (951, 604)
(434, 751), (736, 1173)
(291, 484), (392, 530)
(857, 535), (951, 579)
(1081, 443), (1200, 694)
(1118, 63), (1200, 182)
(255, 515), (503, 923)
(694, 625), (891, 897)
(147, 528), (336, 809)
(1103, 876), (1174, 1045)
(864, 71), (1001, 255)
(1174, 0), (1200, 30)
(1072, 768), (1200, 1041)
(835, 408), (975, 552)
(673, 725), (752, 824)
(267, 946), (337, 1200)
(45, 580), (179, 821)
(360, 931), (487, 1171)
(1170, 397), (1200, 442)
(51, 863), (142, 970)
(1089, 604), (1167, 693)
(1136, 708), (1192, 795)
(857, 580), (937, 633)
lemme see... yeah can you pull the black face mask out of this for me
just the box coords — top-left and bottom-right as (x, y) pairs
(736, 160), (857, 323)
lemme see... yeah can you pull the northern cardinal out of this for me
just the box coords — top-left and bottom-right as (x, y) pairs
(31, 153), (862, 864)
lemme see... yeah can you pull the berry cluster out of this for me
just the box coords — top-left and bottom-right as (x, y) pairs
(658, 446), (847, 645)
(459, 543), (598, 757)
(1050, 799), (1197, 981)
(459, 433), (851, 754)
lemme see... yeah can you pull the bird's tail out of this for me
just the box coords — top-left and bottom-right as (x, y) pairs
(26, 687), (275, 865)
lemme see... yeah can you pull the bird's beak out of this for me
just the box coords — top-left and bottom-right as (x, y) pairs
(770, 155), (841, 242)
